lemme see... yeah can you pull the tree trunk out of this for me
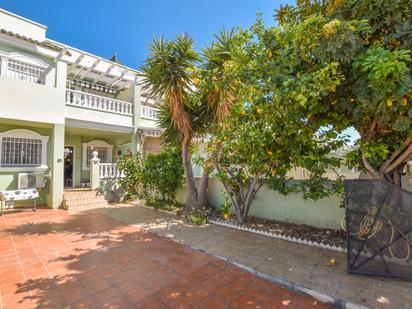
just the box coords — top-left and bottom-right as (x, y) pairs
(197, 170), (209, 210)
(238, 184), (258, 224)
(238, 202), (247, 224)
(182, 135), (198, 214)
(368, 137), (412, 187)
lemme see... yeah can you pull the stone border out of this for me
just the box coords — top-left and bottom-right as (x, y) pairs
(224, 258), (367, 309)
(125, 206), (400, 265)
(208, 218), (347, 253)
(126, 204), (347, 253)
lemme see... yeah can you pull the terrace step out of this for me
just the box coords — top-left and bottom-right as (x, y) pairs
(63, 189), (110, 211)
(63, 195), (106, 203)
(66, 201), (110, 211)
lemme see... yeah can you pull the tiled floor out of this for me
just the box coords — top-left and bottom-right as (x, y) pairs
(0, 209), (329, 308)
(93, 204), (412, 309)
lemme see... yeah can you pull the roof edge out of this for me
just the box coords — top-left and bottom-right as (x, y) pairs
(0, 8), (47, 30)
(46, 38), (141, 74)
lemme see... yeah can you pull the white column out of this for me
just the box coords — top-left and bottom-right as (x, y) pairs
(90, 151), (101, 190)
(0, 56), (9, 77)
(132, 84), (141, 153)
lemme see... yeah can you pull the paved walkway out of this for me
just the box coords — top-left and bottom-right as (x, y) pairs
(89, 204), (412, 309)
(0, 209), (329, 308)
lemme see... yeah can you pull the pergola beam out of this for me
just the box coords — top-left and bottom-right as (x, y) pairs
(109, 69), (129, 87)
(76, 58), (101, 79)
(73, 53), (86, 78)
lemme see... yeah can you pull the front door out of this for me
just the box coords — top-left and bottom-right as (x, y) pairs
(64, 146), (74, 187)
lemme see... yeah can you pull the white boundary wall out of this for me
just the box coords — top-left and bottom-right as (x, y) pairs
(177, 177), (345, 230)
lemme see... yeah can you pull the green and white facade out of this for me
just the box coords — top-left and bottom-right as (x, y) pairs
(0, 9), (162, 208)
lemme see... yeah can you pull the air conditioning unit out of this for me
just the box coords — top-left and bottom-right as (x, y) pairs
(18, 173), (46, 189)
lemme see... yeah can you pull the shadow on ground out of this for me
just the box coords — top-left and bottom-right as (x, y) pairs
(79, 204), (412, 309)
(2, 208), (329, 308)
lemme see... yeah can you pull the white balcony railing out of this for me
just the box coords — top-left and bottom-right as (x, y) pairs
(99, 163), (125, 179)
(0, 56), (46, 85)
(140, 106), (159, 120)
(66, 89), (133, 116)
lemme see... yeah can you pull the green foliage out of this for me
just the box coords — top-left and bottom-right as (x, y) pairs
(116, 148), (184, 204)
(203, 9), (349, 223)
(206, 94), (343, 223)
(157, 94), (214, 149)
(141, 149), (185, 202)
(140, 35), (199, 102)
(277, 0), (412, 185)
(116, 152), (144, 199)
(200, 28), (239, 121)
(250, 0), (412, 185)
(346, 139), (390, 170)
(144, 196), (184, 212)
(139, 34), (215, 146)
(138, 0), (412, 229)
(219, 192), (232, 220)
(140, 33), (216, 213)
(188, 208), (210, 225)
(354, 46), (410, 81)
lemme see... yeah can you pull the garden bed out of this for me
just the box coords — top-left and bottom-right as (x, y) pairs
(131, 198), (183, 213)
(211, 215), (346, 251)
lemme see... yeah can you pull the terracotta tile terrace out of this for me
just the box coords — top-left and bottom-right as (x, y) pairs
(0, 209), (329, 308)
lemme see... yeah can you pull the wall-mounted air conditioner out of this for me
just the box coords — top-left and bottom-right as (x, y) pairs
(18, 173), (46, 189)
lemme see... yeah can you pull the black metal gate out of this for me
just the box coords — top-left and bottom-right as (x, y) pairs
(345, 179), (412, 279)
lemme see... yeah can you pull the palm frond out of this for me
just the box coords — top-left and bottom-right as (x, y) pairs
(201, 27), (239, 121)
(158, 94), (214, 148)
(140, 34), (200, 137)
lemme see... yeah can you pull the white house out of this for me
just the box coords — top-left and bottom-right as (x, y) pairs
(0, 8), (162, 208)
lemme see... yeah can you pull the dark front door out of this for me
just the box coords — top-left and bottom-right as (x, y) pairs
(64, 146), (74, 187)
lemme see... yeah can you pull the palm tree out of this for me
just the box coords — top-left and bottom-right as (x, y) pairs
(140, 34), (205, 213)
(202, 28), (238, 121)
(140, 31), (238, 214)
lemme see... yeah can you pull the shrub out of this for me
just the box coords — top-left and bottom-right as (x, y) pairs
(116, 148), (185, 204)
(145, 196), (184, 212)
(141, 148), (185, 202)
(189, 208), (210, 225)
(220, 192), (232, 220)
(116, 152), (144, 199)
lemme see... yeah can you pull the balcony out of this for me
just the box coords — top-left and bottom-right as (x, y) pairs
(65, 89), (134, 130)
(140, 106), (159, 120)
(65, 89), (133, 116)
(139, 105), (159, 129)
(5, 59), (45, 84)
(0, 55), (64, 124)
(0, 54), (53, 85)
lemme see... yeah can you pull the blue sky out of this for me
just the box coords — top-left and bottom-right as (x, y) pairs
(1, 0), (291, 69)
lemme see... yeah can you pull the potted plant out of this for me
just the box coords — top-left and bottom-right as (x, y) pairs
(80, 179), (86, 188)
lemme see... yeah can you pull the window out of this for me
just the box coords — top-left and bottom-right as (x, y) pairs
(1, 137), (42, 166)
(143, 137), (162, 156)
(7, 59), (46, 84)
(0, 52), (49, 85)
(0, 129), (49, 170)
(85, 146), (108, 166)
(82, 140), (113, 170)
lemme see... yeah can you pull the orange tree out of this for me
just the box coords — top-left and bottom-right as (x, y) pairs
(276, 0), (412, 186)
(207, 102), (344, 224)
(205, 0), (412, 223)
(205, 17), (347, 223)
